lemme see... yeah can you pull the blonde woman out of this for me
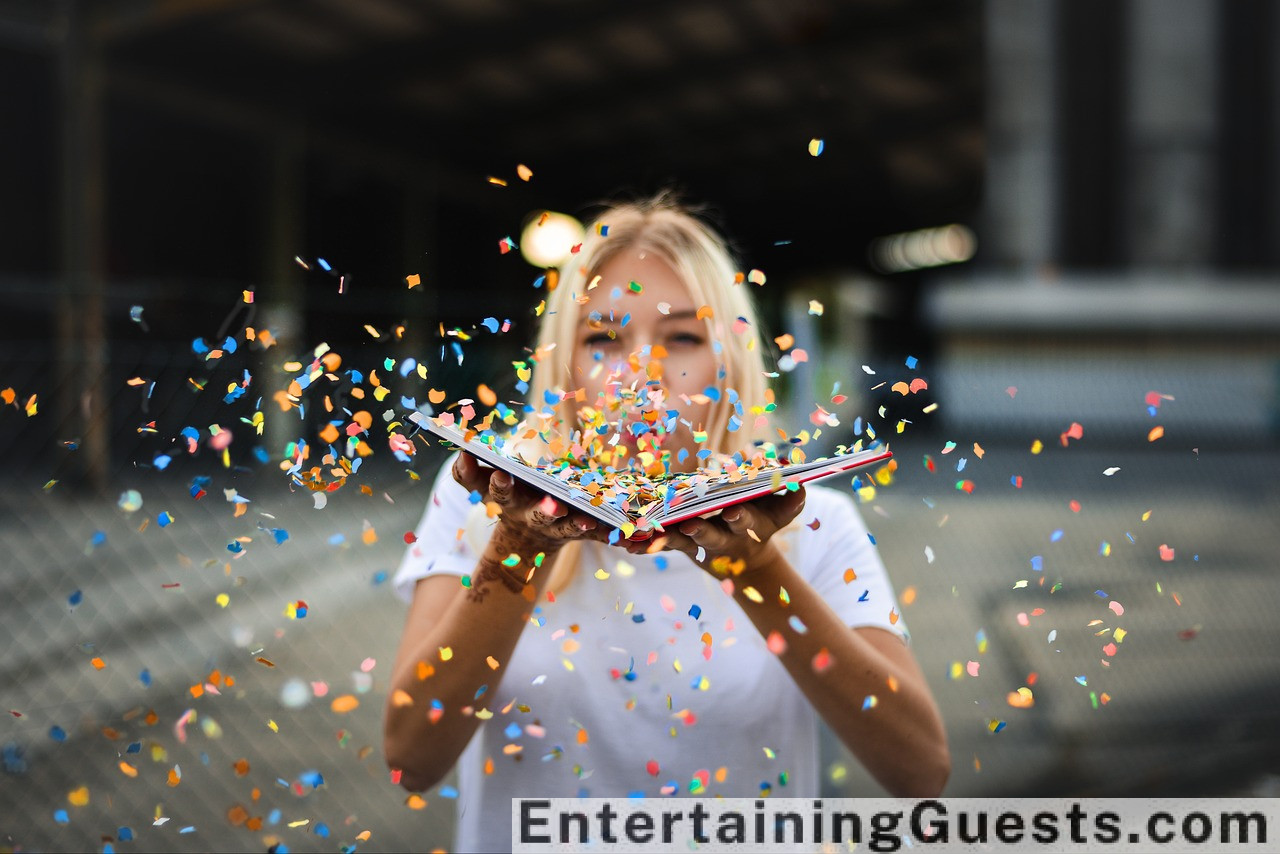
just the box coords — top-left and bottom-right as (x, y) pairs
(384, 195), (948, 851)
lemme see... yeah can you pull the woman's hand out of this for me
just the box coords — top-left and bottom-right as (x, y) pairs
(451, 452), (606, 558)
(624, 486), (808, 577)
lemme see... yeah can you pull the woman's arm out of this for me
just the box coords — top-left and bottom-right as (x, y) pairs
(641, 488), (950, 797)
(383, 455), (603, 791)
(726, 551), (950, 797)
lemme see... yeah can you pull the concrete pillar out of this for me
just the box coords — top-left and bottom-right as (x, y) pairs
(982, 0), (1058, 269)
(260, 132), (306, 460)
(55, 0), (109, 491)
(1124, 0), (1218, 266)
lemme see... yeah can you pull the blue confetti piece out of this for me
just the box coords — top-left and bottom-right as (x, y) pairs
(1074, 675), (1088, 686)
(468, 490), (483, 505)
(1050, 529), (1064, 542)
(267, 808), (281, 825)
(179, 826), (196, 834)
(221, 336), (237, 354)
(91, 530), (107, 546)
(440, 785), (459, 798)
(191, 337), (209, 355)
(272, 528), (289, 546)
(139, 669), (151, 687)
(620, 312), (631, 327)
(49, 725), (67, 742)
(126, 742), (141, 754)
(328, 533), (346, 546)
(1094, 589), (1107, 598)
(533, 274), (546, 289)
(68, 590), (82, 608)
(655, 556), (668, 571)
(314, 823), (330, 838)
(867, 533), (877, 546)
(294, 604), (307, 618)
(956, 457), (967, 472)
(631, 613), (645, 623)
(227, 541), (243, 554)
(372, 570), (388, 585)
(858, 589), (870, 602)
(153, 453), (171, 471)
(117, 827), (134, 842)
(252, 446), (270, 464)
(688, 604), (702, 619)
(299, 770), (324, 789)
(317, 257), (332, 271)
(53, 809), (69, 825)
(504, 722), (522, 740)
(481, 317), (499, 334)
(608, 528), (621, 544)
(702, 386), (721, 402)
(905, 355), (918, 369)
(474, 684), (487, 700)
(1030, 555), (1043, 571)
(157, 512), (174, 528)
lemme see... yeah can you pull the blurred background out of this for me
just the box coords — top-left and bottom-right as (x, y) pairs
(2, 0), (1279, 851)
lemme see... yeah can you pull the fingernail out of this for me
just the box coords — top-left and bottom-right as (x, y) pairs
(493, 470), (511, 486)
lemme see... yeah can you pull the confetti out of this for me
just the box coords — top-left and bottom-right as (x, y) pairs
(807, 138), (824, 156)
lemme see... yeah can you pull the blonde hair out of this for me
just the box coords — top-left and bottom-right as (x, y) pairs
(523, 192), (774, 591)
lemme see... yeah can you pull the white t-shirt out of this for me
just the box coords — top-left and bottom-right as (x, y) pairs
(393, 454), (906, 853)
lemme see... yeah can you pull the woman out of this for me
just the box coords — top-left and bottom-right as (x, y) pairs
(384, 194), (949, 852)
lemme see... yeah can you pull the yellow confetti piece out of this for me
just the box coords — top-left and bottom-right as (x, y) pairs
(242, 289), (254, 304)
(215, 593), (230, 608)
(438, 646), (453, 662)
(594, 568), (610, 580)
(267, 719), (279, 732)
(808, 138), (824, 156)
(330, 695), (359, 714)
(741, 586), (763, 603)
(516, 164), (533, 182)
(486, 656), (500, 670)
(1030, 439), (1043, 454)
(67, 786), (90, 806)
(1006, 687), (1035, 708)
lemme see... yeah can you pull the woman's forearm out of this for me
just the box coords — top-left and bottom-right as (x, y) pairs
(384, 531), (554, 791)
(729, 551), (950, 796)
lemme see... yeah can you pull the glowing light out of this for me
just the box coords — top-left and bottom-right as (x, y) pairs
(870, 224), (977, 273)
(520, 211), (585, 268)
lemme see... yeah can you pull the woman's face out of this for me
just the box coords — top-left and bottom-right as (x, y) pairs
(569, 249), (719, 472)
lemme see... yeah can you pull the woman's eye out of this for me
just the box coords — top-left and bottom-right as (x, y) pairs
(583, 333), (620, 348)
(668, 332), (705, 347)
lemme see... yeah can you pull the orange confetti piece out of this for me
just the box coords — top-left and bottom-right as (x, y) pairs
(901, 586), (917, 605)
(1148, 425), (1164, 442)
(391, 689), (414, 708)
(773, 334), (794, 351)
(330, 695), (359, 714)
(516, 164), (533, 182)
(406, 273), (422, 288)
(90, 657), (105, 670)
(118, 761), (138, 778)
(428, 389), (447, 404)
(167, 767), (181, 787)
(362, 525), (378, 545)
(695, 305), (713, 320)
(233, 758), (250, 776)
(576, 728), (589, 744)
(477, 384), (497, 407)
(405, 794), (427, 810)
(842, 568), (857, 583)
(67, 786), (90, 806)
(0, 388), (14, 405)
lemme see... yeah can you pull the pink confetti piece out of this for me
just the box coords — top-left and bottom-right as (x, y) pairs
(966, 660), (980, 677)
(1159, 544), (1175, 561)
(1108, 601), (1124, 616)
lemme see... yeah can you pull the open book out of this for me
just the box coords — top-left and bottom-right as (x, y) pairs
(410, 412), (892, 534)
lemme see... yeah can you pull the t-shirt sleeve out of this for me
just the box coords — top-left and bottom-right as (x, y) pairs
(392, 453), (482, 602)
(792, 485), (908, 640)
